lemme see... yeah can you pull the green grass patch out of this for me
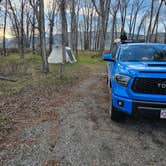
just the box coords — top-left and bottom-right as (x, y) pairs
(0, 51), (104, 96)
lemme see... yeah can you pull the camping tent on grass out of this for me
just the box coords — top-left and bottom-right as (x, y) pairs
(48, 45), (77, 64)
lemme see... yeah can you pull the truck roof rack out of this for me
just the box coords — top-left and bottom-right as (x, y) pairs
(121, 39), (146, 44)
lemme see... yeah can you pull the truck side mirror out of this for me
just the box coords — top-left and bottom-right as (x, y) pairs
(103, 53), (114, 62)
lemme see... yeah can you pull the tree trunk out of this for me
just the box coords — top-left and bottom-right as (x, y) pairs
(3, 0), (7, 56)
(150, 0), (163, 41)
(164, 24), (166, 44)
(48, 15), (55, 55)
(110, 14), (116, 50)
(39, 0), (49, 73)
(92, 0), (110, 56)
(99, 15), (105, 55)
(32, 7), (36, 54)
(120, 0), (129, 35)
(137, 13), (147, 40)
(146, 0), (154, 42)
(20, 0), (24, 60)
(75, 7), (79, 55)
(49, 22), (54, 54)
(26, 12), (31, 48)
(71, 0), (77, 50)
(60, 0), (67, 76)
(154, 19), (158, 43)
(48, 1), (56, 54)
(95, 16), (100, 50)
(8, 0), (21, 58)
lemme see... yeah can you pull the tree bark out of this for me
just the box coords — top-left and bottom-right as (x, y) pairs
(48, 0), (56, 54)
(150, 0), (164, 41)
(39, 0), (49, 73)
(154, 19), (158, 43)
(92, 0), (111, 56)
(32, 4), (36, 54)
(20, 0), (24, 60)
(60, 0), (67, 76)
(146, 0), (155, 42)
(8, 0), (22, 58)
(164, 23), (166, 44)
(3, 0), (7, 56)
(137, 13), (147, 40)
(110, 0), (120, 50)
(120, 0), (129, 35)
(49, 21), (54, 54)
(110, 14), (116, 50)
(110, 1), (119, 50)
(70, 0), (77, 50)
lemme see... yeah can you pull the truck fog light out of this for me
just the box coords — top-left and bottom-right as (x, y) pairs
(118, 100), (124, 107)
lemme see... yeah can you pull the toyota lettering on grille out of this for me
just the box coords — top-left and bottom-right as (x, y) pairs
(158, 83), (166, 89)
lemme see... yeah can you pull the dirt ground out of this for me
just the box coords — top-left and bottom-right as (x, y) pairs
(0, 70), (166, 166)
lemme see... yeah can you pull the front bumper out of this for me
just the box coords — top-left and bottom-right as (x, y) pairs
(133, 100), (166, 118)
(112, 94), (166, 118)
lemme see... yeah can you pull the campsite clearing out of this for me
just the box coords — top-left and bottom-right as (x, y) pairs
(0, 52), (166, 165)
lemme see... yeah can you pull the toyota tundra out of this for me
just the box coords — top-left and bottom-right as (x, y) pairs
(103, 43), (166, 121)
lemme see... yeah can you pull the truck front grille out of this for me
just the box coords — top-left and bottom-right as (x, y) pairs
(132, 78), (166, 95)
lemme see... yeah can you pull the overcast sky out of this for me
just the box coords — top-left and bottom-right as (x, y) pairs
(0, 0), (165, 37)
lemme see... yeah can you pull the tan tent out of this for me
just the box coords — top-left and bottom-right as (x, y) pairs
(48, 45), (77, 64)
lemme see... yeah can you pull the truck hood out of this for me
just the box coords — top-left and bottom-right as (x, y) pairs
(117, 62), (166, 76)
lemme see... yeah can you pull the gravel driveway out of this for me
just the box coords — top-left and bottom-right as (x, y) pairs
(1, 73), (166, 166)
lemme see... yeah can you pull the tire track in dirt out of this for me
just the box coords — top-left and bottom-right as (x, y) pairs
(1, 72), (166, 166)
(47, 73), (166, 166)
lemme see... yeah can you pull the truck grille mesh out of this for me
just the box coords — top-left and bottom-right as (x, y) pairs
(132, 78), (166, 95)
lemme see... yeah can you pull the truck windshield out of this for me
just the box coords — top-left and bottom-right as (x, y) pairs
(119, 45), (166, 62)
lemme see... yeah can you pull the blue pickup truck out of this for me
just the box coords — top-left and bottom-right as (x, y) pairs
(103, 43), (166, 121)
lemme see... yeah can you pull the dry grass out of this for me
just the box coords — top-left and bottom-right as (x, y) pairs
(0, 51), (104, 96)
(0, 51), (104, 141)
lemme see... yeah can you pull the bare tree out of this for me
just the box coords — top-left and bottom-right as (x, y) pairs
(32, 2), (36, 54)
(28, 0), (37, 54)
(20, 0), (25, 59)
(137, 12), (149, 40)
(110, 0), (120, 50)
(119, 0), (130, 35)
(150, 0), (164, 41)
(163, 23), (166, 44)
(146, 0), (155, 41)
(29, 0), (49, 72)
(47, 0), (57, 54)
(69, 0), (81, 52)
(127, 0), (144, 39)
(3, 0), (8, 56)
(92, 0), (111, 56)
(82, 0), (93, 50)
(24, 2), (33, 49)
(60, 0), (67, 76)
(39, 0), (49, 72)
(70, 0), (77, 50)
(8, 0), (25, 59)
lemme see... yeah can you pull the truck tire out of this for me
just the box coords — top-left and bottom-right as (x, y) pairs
(109, 102), (124, 121)
(107, 78), (112, 88)
(109, 106), (123, 121)
(109, 81), (112, 88)
(106, 76), (108, 85)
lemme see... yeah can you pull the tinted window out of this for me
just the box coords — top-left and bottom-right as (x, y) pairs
(119, 45), (166, 62)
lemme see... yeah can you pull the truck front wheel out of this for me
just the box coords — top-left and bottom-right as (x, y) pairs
(109, 103), (124, 121)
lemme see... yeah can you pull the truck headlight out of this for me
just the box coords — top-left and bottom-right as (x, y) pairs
(114, 74), (131, 86)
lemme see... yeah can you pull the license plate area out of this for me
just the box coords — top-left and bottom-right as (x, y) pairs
(160, 109), (166, 119)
